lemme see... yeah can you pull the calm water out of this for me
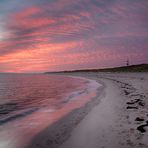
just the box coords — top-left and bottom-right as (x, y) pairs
(0, 73), (100, 148)
(0, 74), (87, 125)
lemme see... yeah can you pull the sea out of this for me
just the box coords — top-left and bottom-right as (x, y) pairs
(0, 73), (100, 148)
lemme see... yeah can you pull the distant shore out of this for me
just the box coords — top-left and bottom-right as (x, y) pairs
(28, 72), (148, 148)
(45, 64), (148, 74)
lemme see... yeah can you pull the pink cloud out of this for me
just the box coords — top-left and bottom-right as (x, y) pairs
(0, 0), (147, 72)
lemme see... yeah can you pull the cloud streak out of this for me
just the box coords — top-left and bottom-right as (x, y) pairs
(0, 0), (148, 72)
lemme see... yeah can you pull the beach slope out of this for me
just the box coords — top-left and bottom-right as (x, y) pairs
(28, 72), (148, 148)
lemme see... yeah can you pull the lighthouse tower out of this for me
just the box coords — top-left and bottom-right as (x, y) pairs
(126, 58), (129, 66)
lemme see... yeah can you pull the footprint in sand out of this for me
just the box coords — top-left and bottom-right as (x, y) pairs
(137, 121), (148, 133)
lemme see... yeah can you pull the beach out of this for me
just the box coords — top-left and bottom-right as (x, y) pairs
(1, 0), (147, 147)
(27, 72), (148, 148)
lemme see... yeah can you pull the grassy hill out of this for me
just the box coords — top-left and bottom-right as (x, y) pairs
(99, 64), (148, 72)
(45, 64), (148, 73)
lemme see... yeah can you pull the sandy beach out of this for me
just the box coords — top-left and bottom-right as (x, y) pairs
(28, 72), (148, 148)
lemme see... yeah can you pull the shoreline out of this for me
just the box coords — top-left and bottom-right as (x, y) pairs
(27, 72), (148, 148)
(27, 77), (105, 148)
(0, 75), (101, 148)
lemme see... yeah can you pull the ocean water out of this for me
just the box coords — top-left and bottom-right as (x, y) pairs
(0, 73), (100, 148)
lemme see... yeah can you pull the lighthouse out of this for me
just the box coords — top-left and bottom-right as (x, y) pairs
(126, 58), (129, 66)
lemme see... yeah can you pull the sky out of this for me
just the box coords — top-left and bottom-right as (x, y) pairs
(0, 0), (148, 73)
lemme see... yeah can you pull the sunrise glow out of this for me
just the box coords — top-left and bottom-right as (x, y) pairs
(0, 0), (148, 72)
